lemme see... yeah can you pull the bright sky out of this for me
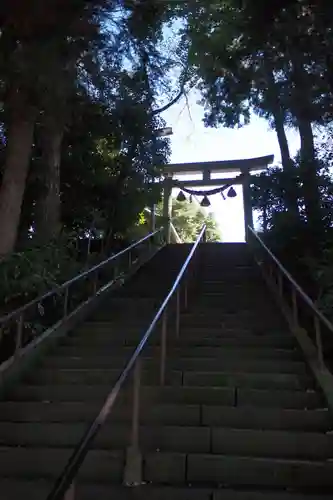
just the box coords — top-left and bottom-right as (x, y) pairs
(162, 90), (301, 242)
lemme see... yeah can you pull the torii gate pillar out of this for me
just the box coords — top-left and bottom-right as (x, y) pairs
(162, 176), (173, 243)
(241, 166), (254, 240)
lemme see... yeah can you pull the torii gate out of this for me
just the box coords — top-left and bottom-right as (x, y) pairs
(160, 154), (274, 242)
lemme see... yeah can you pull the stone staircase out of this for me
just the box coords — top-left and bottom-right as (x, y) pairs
(0, 243), (332, 499)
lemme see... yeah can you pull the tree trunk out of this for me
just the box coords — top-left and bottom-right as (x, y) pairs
(264, 66), (299, 217)
(272, 109), (300, 218)
(289, 54), (322, 234)
(0, 104), (36, 256)
(105, 141), (138, 252)
(35, 115), (64, 243)
(297, 118), (322, 228)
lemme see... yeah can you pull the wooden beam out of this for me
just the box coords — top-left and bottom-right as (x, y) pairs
(170, 177), (243, 187)
(164, 154), (274, 175)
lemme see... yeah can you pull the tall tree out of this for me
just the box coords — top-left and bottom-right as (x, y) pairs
(0, 0), (121, 253)
(178, 0), (333, 242)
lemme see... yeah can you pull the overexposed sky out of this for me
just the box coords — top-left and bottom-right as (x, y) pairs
(162, 90), (300, 242)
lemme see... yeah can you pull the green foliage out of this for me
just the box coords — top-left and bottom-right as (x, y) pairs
(251, 157), (333, 319)
(310, 244), (333, 321)
(170, 198), (221, 243)
(3, 0), (333, 321)
(252, 160), (333, 236)
(0, 0), (189, 315)
(177, 0), (333, 238)
(0, 235), (81, 313)
(251, 166), (302, 233)
(56, 90), (170, 242)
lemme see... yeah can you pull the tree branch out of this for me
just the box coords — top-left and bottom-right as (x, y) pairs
(151, 87), (185, 115)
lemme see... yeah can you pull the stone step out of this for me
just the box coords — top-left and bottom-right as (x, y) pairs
(75, 323), (290, 337)
(25, 368), (182, 386)
(0, 447), (124, 481)
(1, 482), (331, 500)
(56, 345), (302, 361)
(0, 401), (329, 432)
(193, 288), (270, 297)
(3, 395), (330, 431)
(199, 281), (262, 289)
(8, 385), (323, 409)
(0, 423), (210, 453)
(200, 263), (257, 271)
(199, 279), (260, 288)
(73, 325), (291, 342)
(236, 388), (323, 409)
(180, 319), (287, 330)
(44, 355), (308, 375)
(0, 482), (212, 500)
(145, 452), (333, 489)
(212, 492), (332, 500)
(182, 371), (312, 390)
(202, 406), (331, 432)
(4, 246), (331, 499)
(181, 311), (283, 321)
(116, 285), (176, 296)
(210, 428), (333, 459)
(193, 305), (277, 315)
(89, 316), (286, 330)
(94, 308), (158, 321)
(26, 368), (311, 391)
(106, 296), (159, 304)
(196, 296), (271, 307)
(114, 290), (170, 299)
(196, 283), (265, 291)
(6, 385), (235, 405)
(0, 423), (330, 460)
(181, 308), (280, 318)
(193, 295), (271, 305)
(64, 334), (296, 349)
(0, 401), (201, 425)
(199, 277), (260, 285)
(99, 296), (160, 306)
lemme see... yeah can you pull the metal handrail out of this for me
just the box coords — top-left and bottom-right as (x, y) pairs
(170, 221), (182, 243)
(46, 224), (206, 500)
(143, 208), (183, 243)
(248, 226), (333, 335)
(0, 229), (163, 325)
(248, 225), (333, 370)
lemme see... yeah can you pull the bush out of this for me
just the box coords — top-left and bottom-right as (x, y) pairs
(0, 236), (82, 315)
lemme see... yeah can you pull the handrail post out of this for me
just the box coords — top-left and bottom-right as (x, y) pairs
(277, 272), (283, 297)
(291, 288), (298, 327)
(63, 482), (75, 500)
(63, 287), (69, 318)
(131, 358), (141, 449)
(92, 271), (98, 295)
(184, 279), (188, 310)
(314, 316), (324, 367)
(15, 313), (24, 356)
(160, 311), (167, 385)
(128, 250), (132, 269)
(176, 288), (180, 338)
(113, 264), (118, 282)
(123, 357), (142, 486)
